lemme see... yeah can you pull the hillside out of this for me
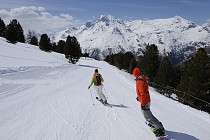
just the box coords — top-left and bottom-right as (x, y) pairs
(1, 38), (210, 140)
(51, 14), (210, 60)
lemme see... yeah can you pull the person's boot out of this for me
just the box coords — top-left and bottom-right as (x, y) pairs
(154, 128), (165, 137)
(103, 100), (108, 105)
(99, 99), (105, 104)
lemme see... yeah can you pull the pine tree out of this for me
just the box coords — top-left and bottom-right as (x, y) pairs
(5, 22), (17, 43)
(0, 18), (6, 37)
(123, 52), (134, 71)
(57, 40), (65, 54)
(172, 65), (182, 88)
(109, 55), (114, 65)
(177, 48), (210, 111)
(27, 30), (37, 43)
(105, 54), (114, 65)
(205, 46), (210, 54)
(39, 34), (51, 52)
(51, 42), (57, 52)
(154, 55), (174, 96)
(83, 53), (89, 58)
(138, 44), (160, 82)
(30, 36), (38, 46)
(16, 21), (25, 43)
(128, 58), (137, 74)
(64, 36), (82, 64)
(114, 53), (124, 69)
(5, 19), (25, 43)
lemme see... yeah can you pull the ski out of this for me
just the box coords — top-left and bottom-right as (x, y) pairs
(104, 103), (112, 108)
(96, 97), (112, 107)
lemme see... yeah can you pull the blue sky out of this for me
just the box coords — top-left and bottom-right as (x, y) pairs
(0, 0), (210, 33)
(59, 0), (210, 25)
(1, 0), (209, 24)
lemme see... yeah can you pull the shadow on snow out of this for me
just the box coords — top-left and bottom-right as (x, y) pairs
(78, 64), (101, 69)
(166, 130), (199, 140)
(110, 104), (129, 108)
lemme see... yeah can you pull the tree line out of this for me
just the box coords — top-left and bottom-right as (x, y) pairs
(0, 18), (82, 64)
(105, 44), (210, 114)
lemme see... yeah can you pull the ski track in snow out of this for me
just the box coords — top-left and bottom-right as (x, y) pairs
(0, 58), (210, 140)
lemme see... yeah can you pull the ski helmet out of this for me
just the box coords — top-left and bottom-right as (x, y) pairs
(133, 68), (140, 77)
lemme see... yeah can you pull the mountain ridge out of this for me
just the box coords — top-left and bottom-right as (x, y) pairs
(51, 14), (210, 61)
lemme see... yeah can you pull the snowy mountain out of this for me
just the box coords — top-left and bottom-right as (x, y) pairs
(51, 14), (210, 60)
(1, 37), (210, 140)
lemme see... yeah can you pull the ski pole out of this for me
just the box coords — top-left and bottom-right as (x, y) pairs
(102, 85), (108, 99)
(89, 89), (95, 105)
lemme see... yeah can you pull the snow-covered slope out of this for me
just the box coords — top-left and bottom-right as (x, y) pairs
(0, 37), (66, 68)
(51, 14), (210, 60)
(0, 37), (210, 140)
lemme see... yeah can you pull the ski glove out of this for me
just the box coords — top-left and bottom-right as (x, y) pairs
(88, 86), (90, 89)
(136, 97), (139, 101)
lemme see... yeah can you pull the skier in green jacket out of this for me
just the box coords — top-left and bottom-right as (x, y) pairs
(88, 69), (108, 104)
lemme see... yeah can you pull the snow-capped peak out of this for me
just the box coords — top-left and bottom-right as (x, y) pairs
(202, 23), (210, 33)
(172, 16), (186, 23)
(170, 16), (197, 28)
(98, 13), (118, 23)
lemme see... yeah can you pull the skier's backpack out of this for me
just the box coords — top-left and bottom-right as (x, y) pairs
(94, 74), (101, 86)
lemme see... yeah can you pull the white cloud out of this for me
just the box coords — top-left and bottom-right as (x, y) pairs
(37, 7), (45, 12)
(0, 9), (12, 18)
(0, 6), (84, 34)
(60, 13), (74, 20)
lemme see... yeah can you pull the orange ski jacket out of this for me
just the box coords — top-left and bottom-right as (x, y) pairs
(135, 75), (151, 106)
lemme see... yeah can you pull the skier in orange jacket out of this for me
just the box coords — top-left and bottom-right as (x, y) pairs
(133, 68), (165, 136)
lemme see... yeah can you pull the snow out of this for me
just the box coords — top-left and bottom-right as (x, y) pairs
(0, 38), (210, 140)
